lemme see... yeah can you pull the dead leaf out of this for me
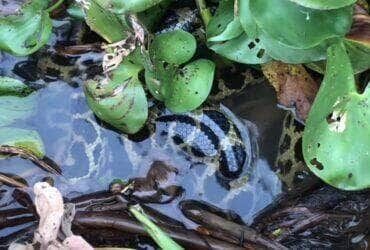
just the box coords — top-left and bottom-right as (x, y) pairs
(33, 182), (64, 246)
(346, 5), (370, 46)
(262, 61), (319, 121)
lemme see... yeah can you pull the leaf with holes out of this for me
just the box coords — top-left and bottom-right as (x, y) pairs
(287, 0), (357, 10)
(163, 59), (215, 113)
(84, 58), (148, 134)
(0, 0), (52, 56)
(250, 0), (353, 49)
(303, 42), (370, 190)
(259, 32), (328, 63)
(210, 34), (271, 64)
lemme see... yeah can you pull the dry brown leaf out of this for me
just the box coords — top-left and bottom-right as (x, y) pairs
(346, 5), (370, 46)
(262, 61), (319, 121)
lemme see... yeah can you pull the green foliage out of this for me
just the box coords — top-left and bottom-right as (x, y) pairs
(0, 77), (45, 158)
(129, 205), (184, 250)
(287, 0), (357, 10)
(104, 0), (165, 14)
(0, 0), (52, 56)
(84, 0), (130, 43)
(150, 30), (196, 65)
(164, 59), (215, 113)
(303, 42), (370, 190)
(249, 0), (353, 49)
(0, 128), (45, 158)
(84, 57), (148, 134)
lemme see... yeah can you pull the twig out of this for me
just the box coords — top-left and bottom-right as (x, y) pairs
(0, 146), (62, 175)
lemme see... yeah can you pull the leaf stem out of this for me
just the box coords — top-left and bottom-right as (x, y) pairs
(45, 0), (65, 13)
(195, 0), (212, 26)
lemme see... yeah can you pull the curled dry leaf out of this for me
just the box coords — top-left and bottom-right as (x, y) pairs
(61, 235), (93, 250)
(33, 182), (64, 246)
(262, 61), (319, 121)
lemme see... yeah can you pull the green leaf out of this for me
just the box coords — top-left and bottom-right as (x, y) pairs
(105, 0), (165, 14)
(0, 77), (32, 96)
(0, 0), (52, 56)
(84, 0), (130, 43)
(206, 0), (234, 39)
(0, 78), (36, 127)
(84, 58), (148, 134)
(260, 32), (328, 63)
(163, 59), (215, 113)
(67, 3), (86, 20)
(208, 18), (243, 42)
(250, 0), (353, 49)
(129, 205), (184, 250)
(239, 0), (258, 39)
(287, 0), (357, 10)
(150, 30), (196, 65)
(0, 128), (45, 158)
(303, 42), (370, 191)
(345, 39), (370, 74)
(210, 33), (271, 64)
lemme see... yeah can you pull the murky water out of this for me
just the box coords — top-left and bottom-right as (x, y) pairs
(0, 18), (286, 243)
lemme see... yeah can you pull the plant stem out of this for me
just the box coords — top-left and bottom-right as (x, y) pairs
(195, 0), (212, 26)
(45, 0), (65, 13)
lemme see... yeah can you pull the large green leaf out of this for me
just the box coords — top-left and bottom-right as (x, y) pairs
(210, 33), (271, 64)
(345, 39), (370, 74)
(260, 32), (328, 63)
(0, 0), (52, 56)
(250, 0), (353, 49)
(164, 59), (215, 113)
(0, 128), (45, 158)
(84, 58), (148, 134)
(303, 42), (370, 190)
(239, 0), (258, 39)
(206, 0), (235, 39)
(288, 0), (357, 10)
(84, 0), (130, 43)
(104, 0), (164, 14)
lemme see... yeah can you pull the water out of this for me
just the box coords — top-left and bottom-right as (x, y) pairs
(0, 19), (285, 241)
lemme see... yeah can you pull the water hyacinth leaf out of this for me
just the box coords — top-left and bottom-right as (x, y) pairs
(145, 62), (176, 101)
(0, 0), (52, 56)
(164, 59), (215, 113)
(239, 0), (258, 39)
(207, 0), (234, 39)
(0, 128), (45, 158)
(129, 205), (184, 250)
(150, 30), (197, 65)
(84, 60), (148, 134)
(210, 33), (271, 64)
(0, 77), (32, 96)
(250, 0), (353, 49)
(106, 0), (165, 14)
(84, 0), (130, 43)
(208, 18), (243, 42)
(259, 32), (327, 63)
(303, 42), (370, 191)
(67, 3), (86, 20)
(288, 0), (357, 10)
